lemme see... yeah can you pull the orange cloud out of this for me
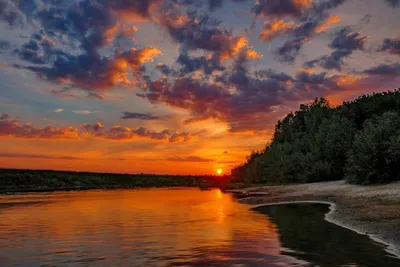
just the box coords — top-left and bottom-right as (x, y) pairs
(81, 123), (197, 143)
(0, 114), (79, 140)
(259, 20), (295, 41)
(119, 25), (139, 39)
(315, 15), (341, 33)
(110, 0), (162, 22)
(219, 36), (262, 60)
(0, 114), (196, 143)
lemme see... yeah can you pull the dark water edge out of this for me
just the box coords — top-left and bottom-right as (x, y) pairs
(254, 203), (400, 267)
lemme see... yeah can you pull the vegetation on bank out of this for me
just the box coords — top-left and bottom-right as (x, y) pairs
(0, 169), (226, 193)
(231, 89), (400, 185)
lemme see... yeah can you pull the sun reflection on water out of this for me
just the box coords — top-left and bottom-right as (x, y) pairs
(0, 188), (297, 266)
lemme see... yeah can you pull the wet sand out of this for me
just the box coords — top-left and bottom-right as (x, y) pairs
(228, 180), (400, 257)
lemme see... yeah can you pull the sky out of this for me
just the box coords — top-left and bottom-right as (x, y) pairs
(0, 0), (399, 175)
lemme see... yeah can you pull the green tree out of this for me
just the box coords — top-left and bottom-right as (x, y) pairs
(345, 111), (400, 184)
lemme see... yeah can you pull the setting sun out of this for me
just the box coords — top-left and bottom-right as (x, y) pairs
(217, 169), (223, 175)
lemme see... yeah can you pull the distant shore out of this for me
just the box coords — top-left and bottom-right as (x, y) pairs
(0, 168), (224, 194)
(228, 181), (400, 258)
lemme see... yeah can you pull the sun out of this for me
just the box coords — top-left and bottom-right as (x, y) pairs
(217, 169), (223, 175)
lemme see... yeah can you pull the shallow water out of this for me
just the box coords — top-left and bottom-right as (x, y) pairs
(0, 188), (398, 266)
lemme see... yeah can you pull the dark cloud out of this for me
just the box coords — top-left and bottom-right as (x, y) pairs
(14, 39), (48, 64)
(14, 0), (38, 19)
(121, 112), (160, 120)
(8, 0), (261, 94)
(0, 153), (83, 160)
(10, 0), (162, 92)
(161, 11), (260, 61)
(385, 0), (399, 7)
(154, 63), (177, 76)
(271, 1), (345, 62)
(161, 11), (227, 53)
(171, 0), (249, 12)
(252, 0), (312, 18)
(305, 26), (367, 70)
(208, 0), (223, 11)
(276, 37), (304, 62)
(0, 39), (10, 50)
(177, 49), (225, 75)
(166, 156), (214, 162)
(18, 47), (161, 90)
(378, 38), (400, 56)
(363, 63), (400, 76)
(138, 61), (367, 132)
(207, 0), (250, 11)
(330, 27), (367, 51)
(0, 0), (21, 26)
(255, 69), (295, 82)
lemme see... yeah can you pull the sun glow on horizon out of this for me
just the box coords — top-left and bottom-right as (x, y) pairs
(217, 169), (223, 175)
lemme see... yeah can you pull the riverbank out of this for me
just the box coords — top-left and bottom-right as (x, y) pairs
(228, 180), (400, 257)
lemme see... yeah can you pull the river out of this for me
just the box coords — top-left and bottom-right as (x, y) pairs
(0, 188), (399, 266)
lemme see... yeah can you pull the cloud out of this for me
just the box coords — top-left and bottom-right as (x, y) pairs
(362, 63), (400, 76)
(0, 40), (10, 50)
(18, 47), (162, 91)
(72, 110), (99, 115)
(87, 92), (105, 100)
(258, 19), (295, 41)
(205, 0), (251, 11)
(54, 108), (64, 113)
(377, 38), (400, 56)
(176, 49), (225, 75)
(0, 113), (80, 140)
(0, 0), (22, 26)
(138, 62), (380, 132)
(10, 0), (163, 93)
(385, 0), (399, 7)
(108, 0), (162, 21)
(252, 0), (312, 18)
(52, 88), (79, 99)
(0, 153), (83, 160)
(121, 112), (160, 120)
(270, 1), (345, 62)
(0, 114), (197, 143)
(314, 15), (341, 33)
(81, 123), (197, 143)
(166, 156), (214, 162)
(305, 26), (367, 70)
(161, 11), (261, 61)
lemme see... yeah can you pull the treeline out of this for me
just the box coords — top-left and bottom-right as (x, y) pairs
(0, 169), (226, 193)
(231, 89), (400, 185)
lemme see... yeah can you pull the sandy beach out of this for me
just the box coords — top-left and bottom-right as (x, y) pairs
(228, 181), (400, 258)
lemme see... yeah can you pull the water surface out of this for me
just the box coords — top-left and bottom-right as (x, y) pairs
(0, 188), (398, 266)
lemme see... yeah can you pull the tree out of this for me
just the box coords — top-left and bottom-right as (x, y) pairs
(345, 111), (400, 184)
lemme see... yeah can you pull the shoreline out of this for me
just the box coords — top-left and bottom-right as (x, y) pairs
(228, 180), (400, 259)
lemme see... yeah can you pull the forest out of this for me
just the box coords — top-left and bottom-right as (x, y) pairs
(231, 89), (400, 185)
(0, 169), (225, 193)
